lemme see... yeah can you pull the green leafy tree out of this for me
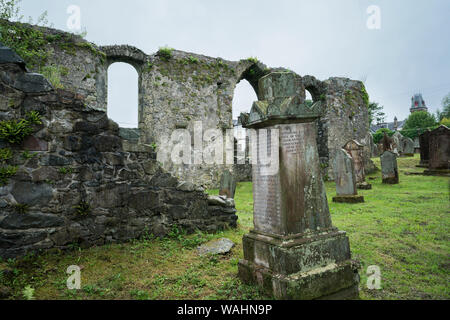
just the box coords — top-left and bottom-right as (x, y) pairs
(400, 111), (437, 139)
(368, 102), (386, 125)
(0, 0), (22, 20)
(435, 93), (450, 121)
(440, 117), (450, 127)
(372, 128), (394, 144)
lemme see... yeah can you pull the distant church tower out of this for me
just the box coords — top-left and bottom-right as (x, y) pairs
(410, 94), (428, 113)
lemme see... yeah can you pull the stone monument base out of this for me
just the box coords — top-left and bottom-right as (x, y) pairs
(423, 169), (450, 177)
(357, 182), (372, 190)
(238, 230), (360, 300)
(332, 195), (364, 203)
(401, 153), (414, 157)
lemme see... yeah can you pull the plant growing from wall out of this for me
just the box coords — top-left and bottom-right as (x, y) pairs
(0, 165), (17, 186)
(0, 147), (12, 162)
(13, 203), (28, 214)
(157, 46), (173, 61)
(74, 201), (90, 216)
(0, 111), (42, 144)
(21, 150), (36, 160)
(39, 65), (69, 89)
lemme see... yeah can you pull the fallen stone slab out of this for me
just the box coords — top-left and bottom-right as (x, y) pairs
(197, 238), (235, 256)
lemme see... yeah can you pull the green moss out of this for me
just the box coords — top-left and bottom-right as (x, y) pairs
(246, 57), (259, 64)
(361, 85), (370, 108)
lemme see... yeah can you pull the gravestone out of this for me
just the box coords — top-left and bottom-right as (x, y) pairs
(417, 129), (431, 168)
(392, 131), (404, 155)
(343, 140), (371, 190)
(424, 125), (450, 176)
(381, 151), (399, 184)
(238, 72), (360, 300)
(332, 149), (364, 203)
(219, 169), (236, 198)
(402, 137), (415, 157)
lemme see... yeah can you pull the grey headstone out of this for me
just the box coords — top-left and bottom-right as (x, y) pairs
(402, 137), (415, 155)
(333, 149), (357, 196)
(197, 238), (235, 256)
(219, 170), (236, 199)
(380, 151), (399, 184)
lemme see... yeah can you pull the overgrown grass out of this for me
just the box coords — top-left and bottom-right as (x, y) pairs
(0, 154), (448, 300)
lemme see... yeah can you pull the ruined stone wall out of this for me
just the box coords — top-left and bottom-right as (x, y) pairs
(320, 78), (374, 180)
(0, 20), (373, 187)
(0, 46), (237, 259)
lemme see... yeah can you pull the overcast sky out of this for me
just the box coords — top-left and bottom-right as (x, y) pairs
(19, 0), (450, 127)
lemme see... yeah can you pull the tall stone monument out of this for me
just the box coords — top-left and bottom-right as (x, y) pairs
(424, 125), (450, 176)
(332, 149), (365, 203)
(238, 72), (360, 300)
(417, 129), (431, 168)
(343, 140), (372, 190)
(381, 151), (399, 184)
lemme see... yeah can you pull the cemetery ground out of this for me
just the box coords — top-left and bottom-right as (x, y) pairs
(0, 155), (448, 300)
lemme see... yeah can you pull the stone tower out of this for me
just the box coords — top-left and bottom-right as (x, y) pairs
(410, 94), (428, 113)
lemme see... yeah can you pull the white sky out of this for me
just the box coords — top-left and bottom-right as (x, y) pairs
(19, 0), (450, 127)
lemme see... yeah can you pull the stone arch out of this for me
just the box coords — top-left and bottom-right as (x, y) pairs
(100, 45), (148, 127)
(100, 45), (147, 71)
(237, 62), (269, 100)
(302, 75), (327, 102)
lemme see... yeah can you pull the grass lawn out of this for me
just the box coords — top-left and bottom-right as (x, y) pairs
(0, 154), (448, 300)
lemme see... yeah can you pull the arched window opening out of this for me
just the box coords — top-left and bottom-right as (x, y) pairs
(107, 62), (138, 128)
(232, 79), (258, 120)
(305, 89), (313, 107)
(232, 79), (258, 166)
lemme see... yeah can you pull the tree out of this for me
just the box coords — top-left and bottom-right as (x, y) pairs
(400, 111), (437, 139)
(435, 93), (450, 121)
(368, 102), (386, 125)
(373, 128), (394, 144)
(0, 0), (22, 20)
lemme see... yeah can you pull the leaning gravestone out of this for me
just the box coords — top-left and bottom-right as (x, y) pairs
(238, 72), (359, 300)
(402, 137), (415, 157)
(381, 151), (399, 184)
(332, 149), (364, 203)
(417, 129), (431, 167)
(343, 140), (371, 190)
(219, 169), (236, 198)
(424, 125), (450, 176)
